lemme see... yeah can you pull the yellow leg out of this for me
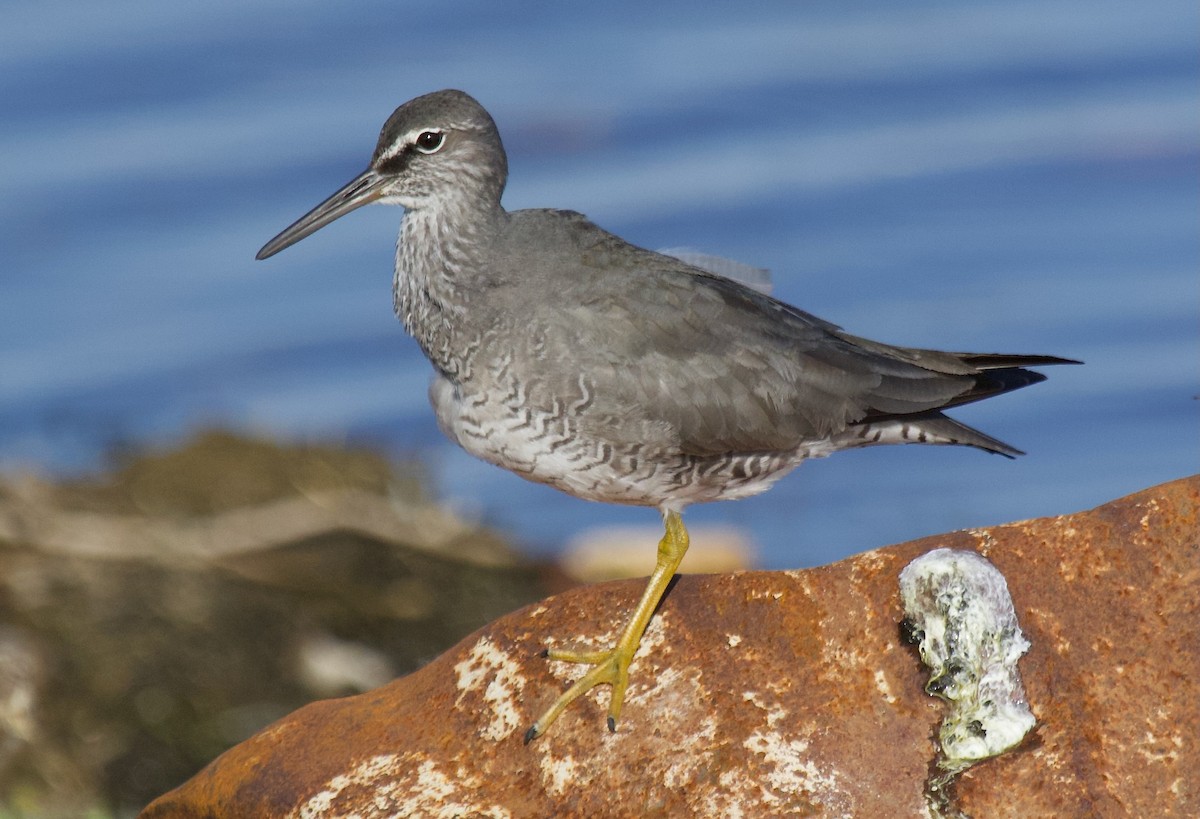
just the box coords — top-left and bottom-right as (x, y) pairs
(524, 510), (690, 743)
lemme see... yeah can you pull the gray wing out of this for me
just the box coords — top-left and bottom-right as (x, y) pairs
(494, 210), (1037, 457)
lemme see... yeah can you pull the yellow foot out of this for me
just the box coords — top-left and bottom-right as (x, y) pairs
(524, 644), (634, 743)
(524, 510), (689, 744)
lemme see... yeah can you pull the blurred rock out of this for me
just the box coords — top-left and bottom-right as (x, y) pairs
(0, 627), (41, 779)
(142, 475), (1198, 818)
(295, 632), (395, 698)
(561, 523), (755, 582)
(0, 430), (566, 817)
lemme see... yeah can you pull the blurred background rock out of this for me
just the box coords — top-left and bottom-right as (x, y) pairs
(0, 431), (569, 817)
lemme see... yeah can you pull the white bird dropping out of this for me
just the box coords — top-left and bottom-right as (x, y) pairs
(899, 548), (1036, 770)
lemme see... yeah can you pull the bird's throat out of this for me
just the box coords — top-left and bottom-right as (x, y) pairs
(393, 202), (502, 374)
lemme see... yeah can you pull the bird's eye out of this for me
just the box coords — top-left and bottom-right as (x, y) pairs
(414, 130), (445, 154)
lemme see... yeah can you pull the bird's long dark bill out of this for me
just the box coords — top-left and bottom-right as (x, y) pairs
(256, 168), (385, 260)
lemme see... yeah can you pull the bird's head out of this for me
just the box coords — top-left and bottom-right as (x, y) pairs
(257, 89), (507, 260)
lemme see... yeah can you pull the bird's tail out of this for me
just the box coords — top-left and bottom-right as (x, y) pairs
(841, 353), (1080, 458)
(956, 353), (1081, 369)
(837, 411), (1025, 458)
(941, 353), (1080, 410)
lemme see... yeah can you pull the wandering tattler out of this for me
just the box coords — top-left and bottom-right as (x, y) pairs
(257, 89), (1077, 742)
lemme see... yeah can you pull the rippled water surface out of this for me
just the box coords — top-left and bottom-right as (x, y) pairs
(3, 1), (1197, 566)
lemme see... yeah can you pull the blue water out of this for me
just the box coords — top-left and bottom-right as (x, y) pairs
(2, 1), (1197, 568)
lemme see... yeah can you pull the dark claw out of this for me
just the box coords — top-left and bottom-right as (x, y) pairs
(538, 648), (549, 658)
(607, 716), (616, 733)
(523, 725), (538, 745)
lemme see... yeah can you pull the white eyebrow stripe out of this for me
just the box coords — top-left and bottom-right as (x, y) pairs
(380, 127), (445, 161)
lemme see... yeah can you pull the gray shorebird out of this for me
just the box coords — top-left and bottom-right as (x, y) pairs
(257, 89), (1077, 742)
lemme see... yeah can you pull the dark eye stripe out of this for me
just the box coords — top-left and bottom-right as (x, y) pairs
(376, 148), (410, 175)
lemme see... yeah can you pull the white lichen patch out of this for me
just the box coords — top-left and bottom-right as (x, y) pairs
(742, 728), (847, 812)
(1024, 606), (1069, 657)
(292, 753), (400, 818)
(733, 689), (852, 810)
(630, 663), (685, 705)
(291, 754), (511, 819)
(704, 775), (751, 819)
(747, 587), (786, 601)
(874, 669), (897, 704)
(850, 548), (890, 577)
(453, 636), (525, 741)
(1133, 705), (1185, 765)
(636, 664), (717, 789)
(965, 528), (999, 557)
(899, 548), (1036, 772)
(821, 641), (874, 674)
(727, 633), (742, 648)
(741, 690), (787, 727)
(1137, 498), (1161, 533)
(637, 608), (671, 659)
(661, 717), (717, 790)
(539, 749), (588, 796)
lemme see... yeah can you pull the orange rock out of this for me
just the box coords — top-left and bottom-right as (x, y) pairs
(141, 476), (1199, 818)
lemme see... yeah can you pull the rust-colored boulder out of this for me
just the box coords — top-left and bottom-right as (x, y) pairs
(142, 476), (1198, 818)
